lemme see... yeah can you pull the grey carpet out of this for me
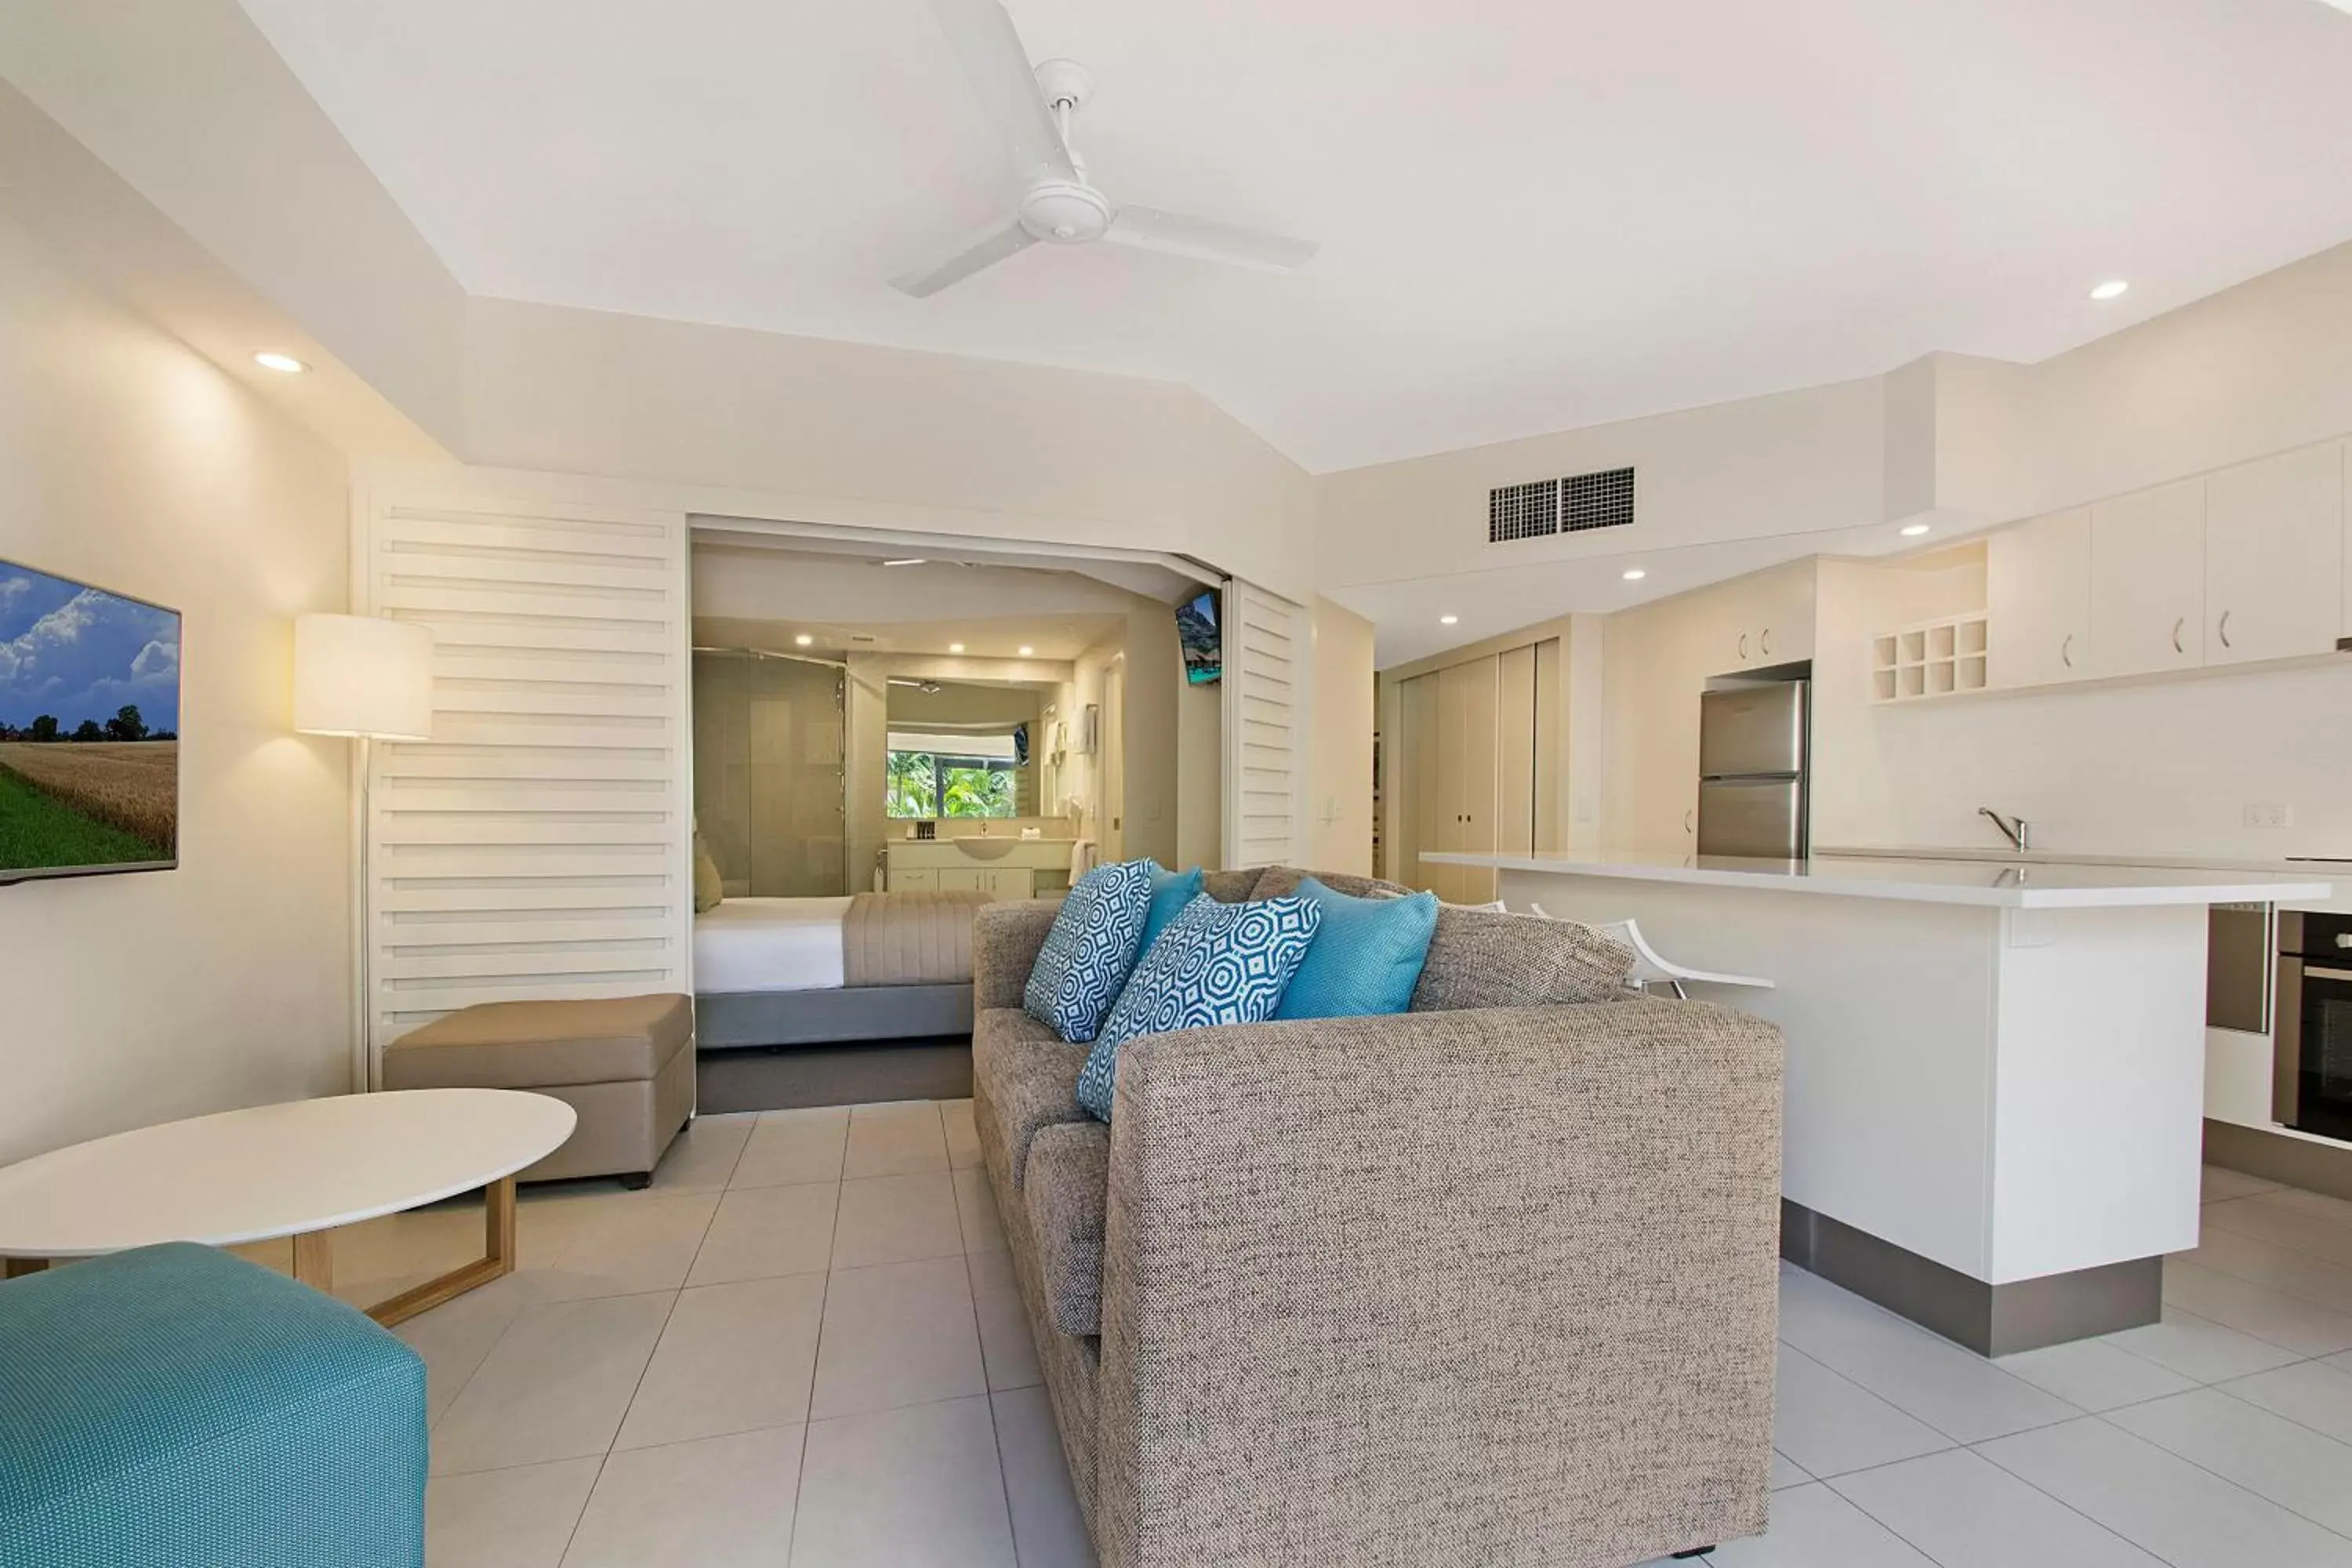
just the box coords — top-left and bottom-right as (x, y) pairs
(697, 1036), (974, 1113)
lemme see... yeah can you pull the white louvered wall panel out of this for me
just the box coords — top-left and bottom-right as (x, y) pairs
(1221, 579), (1305, 868)
(362, 495), (692, 1076)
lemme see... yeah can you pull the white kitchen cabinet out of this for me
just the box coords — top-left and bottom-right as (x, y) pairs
(2205, 443), (2345, 667)
(2089, 481), (2205, 678)
(1987, 509), (2092, 689)
(1711, 561), (1817, 673)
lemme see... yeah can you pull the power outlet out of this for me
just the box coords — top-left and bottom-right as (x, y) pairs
(2244, 802), (2294, 829)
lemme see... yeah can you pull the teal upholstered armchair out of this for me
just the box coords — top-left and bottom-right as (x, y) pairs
(0, 1242), (428, 1566)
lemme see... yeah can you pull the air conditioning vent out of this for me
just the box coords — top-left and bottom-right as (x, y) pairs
(1488, 466), (1635, 544)
(1487, 479), (1559, 543)
(1563, 466), (1636, 533)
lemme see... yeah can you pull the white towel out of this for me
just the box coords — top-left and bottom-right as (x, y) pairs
(1069, 839), (1098, 879)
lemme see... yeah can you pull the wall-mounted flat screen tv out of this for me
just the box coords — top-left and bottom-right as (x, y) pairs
(0, 559), (180, 884)
(1177, 588), (1221, 686)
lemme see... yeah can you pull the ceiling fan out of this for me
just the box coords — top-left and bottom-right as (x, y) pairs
(892, 0), (1319, 298)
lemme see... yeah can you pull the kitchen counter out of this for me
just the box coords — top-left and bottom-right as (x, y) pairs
(1422, 849), (2329, 909)
(1443, 849), (2324, 1356)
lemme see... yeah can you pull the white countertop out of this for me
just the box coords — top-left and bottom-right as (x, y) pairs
(1421, 848), (2335, 909)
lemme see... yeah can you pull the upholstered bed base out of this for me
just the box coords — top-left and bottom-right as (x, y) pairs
(695, 982), (974, 1049)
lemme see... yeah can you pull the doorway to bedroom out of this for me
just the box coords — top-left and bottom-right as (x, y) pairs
(685, 523), (1221, 1110)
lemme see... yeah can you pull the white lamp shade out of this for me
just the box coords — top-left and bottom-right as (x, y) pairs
(294, 614), (435, 739)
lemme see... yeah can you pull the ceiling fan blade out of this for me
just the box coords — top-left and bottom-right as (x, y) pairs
(923, 0), (1076, 183)
(890, 220), (1039, 297)
(1102, 205), (1319, 272)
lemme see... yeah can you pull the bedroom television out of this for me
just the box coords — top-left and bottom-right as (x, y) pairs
(1177, 588), (1221, 685)
(0, 558), (181, 884)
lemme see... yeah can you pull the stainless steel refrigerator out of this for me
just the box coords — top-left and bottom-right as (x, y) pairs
(1697, 681), (1809, 858)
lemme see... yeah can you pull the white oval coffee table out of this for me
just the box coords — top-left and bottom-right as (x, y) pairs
(0, 1089), (575, 1327)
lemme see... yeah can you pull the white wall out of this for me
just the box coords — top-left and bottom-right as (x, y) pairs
(0, 212), (353, 1163)
(1305, 597), (1374, 877)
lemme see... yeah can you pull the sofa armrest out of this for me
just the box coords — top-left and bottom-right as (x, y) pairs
(972, 899), (1062, 1011)
(1094, 996), (1783, 1568)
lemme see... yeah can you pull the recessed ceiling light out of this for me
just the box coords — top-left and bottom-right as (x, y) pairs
(1018, 645), (1035, 657)
(794, 633), (814, 647)
(1900, 522), (1933, 538)
(880, 557), (927, 568)
(2089, 279), (2130, 301)
(1439, 614), (1459, 626)
(1621, 568), (1647, 582)
(253, 351), (308, 373)
(948, 642), (966, 654)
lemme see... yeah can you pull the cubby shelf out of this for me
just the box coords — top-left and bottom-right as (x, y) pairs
(1871, 612), (1988, 704)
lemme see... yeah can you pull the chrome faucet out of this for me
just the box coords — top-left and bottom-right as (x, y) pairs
(1978, 808), (2031, 854)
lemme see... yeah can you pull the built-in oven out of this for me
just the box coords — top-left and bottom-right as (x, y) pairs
(2278, 911), (2352, 1144)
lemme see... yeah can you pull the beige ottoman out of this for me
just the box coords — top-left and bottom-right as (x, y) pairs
(383, 994), (695, 1188)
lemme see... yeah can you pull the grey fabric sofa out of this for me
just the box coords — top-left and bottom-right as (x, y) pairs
(971, 867), (1785, 1568)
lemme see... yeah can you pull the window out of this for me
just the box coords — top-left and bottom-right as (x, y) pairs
(887, 729), (1019, 819)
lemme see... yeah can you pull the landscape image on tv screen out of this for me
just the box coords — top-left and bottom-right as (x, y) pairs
(0, 559), (180, 883)
(1178, 589), (1221, 686)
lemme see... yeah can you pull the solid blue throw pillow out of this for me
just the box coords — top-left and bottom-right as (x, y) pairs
(1076, 893), (1323, 1121)
(1139, 863), (1205, 954)
(1024, 858), (1156, 1044)
(1275, 875), (1440, 1020)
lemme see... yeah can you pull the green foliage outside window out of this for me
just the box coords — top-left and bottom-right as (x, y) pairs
(887, 750), (1018, 818)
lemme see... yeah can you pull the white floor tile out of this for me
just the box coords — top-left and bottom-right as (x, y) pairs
(1776, 1268), (2078, 1442)
(426, 1455), (602, 1568)
(2100, 1304), (2306, 1383)
(1828, 1446), (2161, 1566)
(2254, 1184), (2352, 1229)
(1994, 1336), (2198, 1413)
(648, 1113), (753, 1193)
(842, 1101), (949, 1179)
(2206, 1192), (2352, 1272)
(564, 1425), (805, 1568)
(687, 1181), (839, 1287)
(830, 1172), (964, 1270)
(2201, 1164), (2283, 1203)
(943, 1099), (982, 1172)
(2226, 1356), (2352, 1445)
(526, 1190), (720, 1305)
(1769, 1344), (1949, 1479)
(954, 1166), (1007, 1255)
(993, 1386), (1096, 1568)
(2183, 1222), (2352, 1316)
(735, 1109), (849, 1189)
(395, 1271), (531, 1428)
(430, 1291), (675, 1475)
(1706, 1481), (1935, 1566)
(810, 1255), (986, 1420)
(792, 1396), (1017, 1568)
(2163, 1256), (2352, 1356)
(616, 1273), (826, 1450)
(1976, 1414), (2352, 1568)
(2108, 1385), (2352, 1538)
(968, 1245), (1044, 1393)
(1768, 1450), (1810, 1490)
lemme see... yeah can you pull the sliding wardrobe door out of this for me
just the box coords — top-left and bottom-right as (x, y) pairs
(1496, 644), (1537, 863)
(1441, 656), (1499, 905)
(1399, 671), (1440, 896)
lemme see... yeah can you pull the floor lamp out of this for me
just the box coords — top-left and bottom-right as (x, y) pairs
(293, 613), (435, 1094)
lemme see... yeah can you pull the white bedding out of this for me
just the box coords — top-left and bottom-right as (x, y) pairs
(693, 896), (853, 994)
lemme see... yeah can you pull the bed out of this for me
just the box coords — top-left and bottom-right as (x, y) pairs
(693, 890), (990, 1048)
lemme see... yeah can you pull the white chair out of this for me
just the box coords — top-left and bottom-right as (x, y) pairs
(1530, 908), (1775, 999)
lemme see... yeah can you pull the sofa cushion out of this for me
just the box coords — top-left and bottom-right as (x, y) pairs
(1076, 895), (1323, 1121)
(1275, 877), (1441, 1020)
(1024, 858), (1156, 1044)
(1200, 866), (1265, 904)
(1140, 863), (1205, 954)
(1023, 1120), (1110, 1338)
(1249, 866), (1414, 902)
(1408, 906), (1635, 1011)
(972, 1007), (1091, 1192)
(383, 993), (693, 1089)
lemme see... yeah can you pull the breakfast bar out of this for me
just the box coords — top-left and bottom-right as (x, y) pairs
(1425, 849), (2335, 1354)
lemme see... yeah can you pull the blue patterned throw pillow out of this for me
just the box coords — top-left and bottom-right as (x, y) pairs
(1024, 858), (1156, 1044)
(1076, 893), (1324, 1121)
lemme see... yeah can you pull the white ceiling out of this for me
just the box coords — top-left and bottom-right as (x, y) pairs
(238, 0), (2352, 473)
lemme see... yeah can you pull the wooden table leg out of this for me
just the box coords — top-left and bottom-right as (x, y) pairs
(291, 1229), (334, 1294)
(3, 1258), (48, 1279)
(365, 1178), (517, 1330)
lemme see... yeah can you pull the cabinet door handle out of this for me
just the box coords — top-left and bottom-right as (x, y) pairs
(1760, 627), (1773, 656)
(2061, 633), (2074, 669)
(2218, 610), (2233, 649)
(1738, 632), (1749, 660)
(2171, 617), (2186, 655)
